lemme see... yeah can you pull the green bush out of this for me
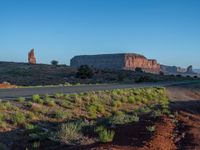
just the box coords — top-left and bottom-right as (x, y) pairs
(76, 65), (94, 79)
(43, 98), (55, 107)
(96, 126), (115, 143)
(18, 97), (25, 102)
(11, 112), (26, 125)
(0, 102), (18, 111)
(128, 96), (135, 103)
(112, 100), (121, 108)
(109, 112), (139, 125)
(54, 93), (65, 99)
(50, 110), (70, 119)
(32, 94), (43, 104)
(0, 113), (4, 121)
(86, 105), (97, 119)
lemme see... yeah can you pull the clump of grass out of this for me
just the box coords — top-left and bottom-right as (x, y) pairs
(71, 94), (82, 104)
(146, 126), (156, 132)
(0, 113), (7, 129)
(26, 111), (36, 120)
(86, 101), (105, 118)
(109, 112), (139, 125)
(43, 98), (55, 107)
(96, 126), (115, 143)
(128, 96), (135, 103)
(112, 100), (122, 108)
(50, 110), (70, 119)
(10, 112), (26, 126)
(56, 122), (83, 144)
(32, 94), (43, 104)
(18, 97), (25, 102)
(0, 102), (18, 111)
(54, 93), (65, 99)
(32, 141), (40, 149)
(26, 101), (33, 107)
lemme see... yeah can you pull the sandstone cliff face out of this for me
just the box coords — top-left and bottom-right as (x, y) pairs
(70, 53), (160, 74)
(124, 54), (160, 73)
(28, 49), (36, 64)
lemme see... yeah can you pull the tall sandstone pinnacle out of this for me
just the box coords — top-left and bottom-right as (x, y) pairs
(28, 49), (36, 64)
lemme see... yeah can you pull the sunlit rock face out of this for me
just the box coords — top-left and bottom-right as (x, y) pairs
(28, 49), (36, 64)
(70, 53), (160, 74)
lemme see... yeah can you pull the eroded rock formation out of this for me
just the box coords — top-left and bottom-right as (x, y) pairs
(70, 53), (160, 73)
(124, 54), (160, 73)
(160, 65), (194, 75)
(28, 49), (36, 64)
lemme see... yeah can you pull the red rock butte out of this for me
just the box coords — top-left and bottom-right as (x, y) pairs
(70, 53), (160, 73)
(28, 49), (36, 64)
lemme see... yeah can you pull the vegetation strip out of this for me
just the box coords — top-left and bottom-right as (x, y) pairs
(0, 87), (172, 150)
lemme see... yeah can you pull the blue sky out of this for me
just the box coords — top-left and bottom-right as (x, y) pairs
(0, 0), (200, 68)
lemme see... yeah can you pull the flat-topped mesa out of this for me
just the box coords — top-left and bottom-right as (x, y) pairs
(28, 49), (36, 64)
(70, 53), (161, 74)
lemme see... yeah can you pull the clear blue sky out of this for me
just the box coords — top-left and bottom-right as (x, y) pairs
(0, 0), (200, 68)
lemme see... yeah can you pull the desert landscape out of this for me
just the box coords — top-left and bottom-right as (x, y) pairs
(1, 0), (200, 150)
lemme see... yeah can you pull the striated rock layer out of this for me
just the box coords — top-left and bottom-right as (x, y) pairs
(28, 49), (36, 64)
(70, 53), (160, 73)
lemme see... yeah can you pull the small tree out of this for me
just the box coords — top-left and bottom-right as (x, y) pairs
(76, 65), (94, 79)
(135, 67), (143, 72)
(51, 60), (59, 65)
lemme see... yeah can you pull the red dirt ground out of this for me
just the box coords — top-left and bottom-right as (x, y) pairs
(87, 116), (176, 150)
(0, 83), (16, 88)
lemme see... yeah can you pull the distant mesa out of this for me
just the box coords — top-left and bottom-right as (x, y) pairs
(28, 49), (36, 64)
(70, 53), (160, 74)
(70, 53), (196, 76)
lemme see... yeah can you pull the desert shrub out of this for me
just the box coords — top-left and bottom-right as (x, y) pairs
(86, 101), (105, 118)
(54, 93), (65, 99)
(128, 96), (135, 103)
(32, 141), (40, 149)
(112, 100), (122, 108)
(51, 60), (59, 65)
(135, 67), (143, 72)
(0, 114), (6, 129)
(86, 105), (97, 119)
(70, 94), (82, 104)
(50, 110), (70, 119)
(0, 113), (4, 121)
(26, 111), (36, 120)
(29, 103), (47, 114)
(32, 94), (43, 104)
(18, 97), (25, 102)
(151, 109), (163, 118)
(11, 112), (26, 126)
(57, 100), (71, 109)
(146, 126), (155, 132)
(26, 101), (33, 107)
(56, 122), (83, 144)
(0, 102), (18, 111)
(43, 98), (55, 107)
(121, 96), (128, 103)
(109, 112), (139, 125)
(76, 65), (94, 79)
(96, 126), (115, 143)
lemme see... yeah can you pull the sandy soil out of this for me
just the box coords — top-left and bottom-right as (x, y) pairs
(167, 83), (200, 150)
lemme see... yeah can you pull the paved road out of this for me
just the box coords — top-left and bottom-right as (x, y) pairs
(0, 81), (199, 99)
